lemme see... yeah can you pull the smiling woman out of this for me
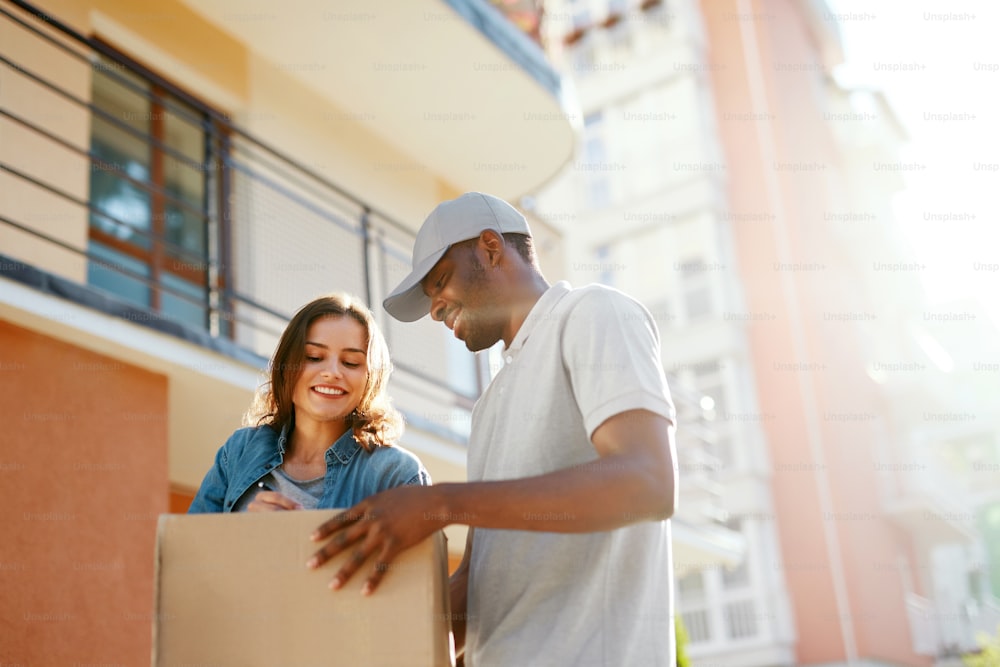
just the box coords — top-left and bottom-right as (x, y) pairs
(292, 316), (371, 433)
(187, 293), (431, 514)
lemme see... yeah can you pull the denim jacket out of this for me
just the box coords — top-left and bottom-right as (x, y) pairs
(188, 424), (431, 513)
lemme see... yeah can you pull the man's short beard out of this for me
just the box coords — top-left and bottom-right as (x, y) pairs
(461, 253), (503, 351)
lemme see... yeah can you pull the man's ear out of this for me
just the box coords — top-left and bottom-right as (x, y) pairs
(479, 230), (505, 267)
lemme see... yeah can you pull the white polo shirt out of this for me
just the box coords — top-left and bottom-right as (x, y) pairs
(465, 281), (676, 667)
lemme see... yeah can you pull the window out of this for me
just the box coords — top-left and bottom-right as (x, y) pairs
(688, 359), (733, 470)
(682, 608), (711, 643)
(594, 243), (615, 286)
(724, 599), (759, 639)
(677, 571), (711, 643)
(679, 256), (714, 321)
(721, 554), (750, 589)
(643, 0), (672, 33)
(677, 570), (705, 598)
(644, 298), (674, 330)
(569, 0), (592, 31)
(580, 112), (611, 208)
(87, 50), (228, 333)
(605, 13), (633, 55)
(721, 519), (750, 589)
(691, 360), (727, 416)
(607, 0), (629, 15)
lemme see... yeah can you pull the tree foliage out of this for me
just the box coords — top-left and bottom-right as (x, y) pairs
(963, 624), (1000, 667)
(676, 615), (691, 667)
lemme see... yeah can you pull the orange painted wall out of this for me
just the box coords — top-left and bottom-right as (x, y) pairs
(699, 0), (929, 664)
(169, 484), (196, 514)
(0, 320), (168, 665)
(697, 1), (844, 659)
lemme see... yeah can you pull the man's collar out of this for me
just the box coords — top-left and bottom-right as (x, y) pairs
(503, 281), (572, 363)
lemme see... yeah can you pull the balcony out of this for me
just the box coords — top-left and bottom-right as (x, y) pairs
(906, 591), (1000, 659)
(673, 518), (745, 578)
(877, 445), (978, 546)
(175, 0), (578, 201)
(671, 382), (746, 575)
(0, 0), (489, 488)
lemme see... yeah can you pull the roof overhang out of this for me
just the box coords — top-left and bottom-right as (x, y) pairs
(178, 0), (580, 200)
(673, 518), (747, 576)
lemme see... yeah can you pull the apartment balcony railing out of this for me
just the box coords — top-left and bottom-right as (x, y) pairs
(875, 437), (978, 545)
(673, 387), (726, 523)
(906, 591), (1000, 658)
(0, 0), (480, 437)
(906, 592), (940, 657)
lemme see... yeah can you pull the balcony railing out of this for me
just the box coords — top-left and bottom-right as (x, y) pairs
(0, 0), (480, 436)
(905, 592), (940, 656)
(906, 591), (1000, 658)
(875, 435), (977, 543)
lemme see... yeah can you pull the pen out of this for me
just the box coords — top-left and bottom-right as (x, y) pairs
(257, 481), (273, 492)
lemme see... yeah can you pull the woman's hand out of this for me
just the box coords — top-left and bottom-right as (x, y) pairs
(246, 490), (302, 512)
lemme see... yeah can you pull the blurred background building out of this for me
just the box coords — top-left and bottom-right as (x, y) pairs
(1, 0), (998, 665)
(529, 0), (1000, 665)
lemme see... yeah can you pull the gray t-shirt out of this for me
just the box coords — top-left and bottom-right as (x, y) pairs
(465, 282), (677, 667)
(233, 467), (325, 512)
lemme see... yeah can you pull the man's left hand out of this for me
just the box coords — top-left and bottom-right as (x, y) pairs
(307, 485), (446, 595)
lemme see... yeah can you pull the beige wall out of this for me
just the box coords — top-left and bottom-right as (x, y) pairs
(0, 319), (169, 665)
(0, 6), (89, 281)
(2, 0), (452, 286)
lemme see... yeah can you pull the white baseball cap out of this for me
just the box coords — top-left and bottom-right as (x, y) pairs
(383, 192), (531, 322)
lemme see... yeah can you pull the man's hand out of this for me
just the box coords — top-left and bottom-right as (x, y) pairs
(307, 485), (447, 595)
(304, 409), (674, 595)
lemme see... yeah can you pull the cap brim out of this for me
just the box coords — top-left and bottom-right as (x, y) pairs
(382, 247), (449, 322)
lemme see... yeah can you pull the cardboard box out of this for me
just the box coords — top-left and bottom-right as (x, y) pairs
(152, 510), (454, 666)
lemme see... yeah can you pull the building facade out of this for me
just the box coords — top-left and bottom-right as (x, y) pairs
(533, 0), (1000, 665)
